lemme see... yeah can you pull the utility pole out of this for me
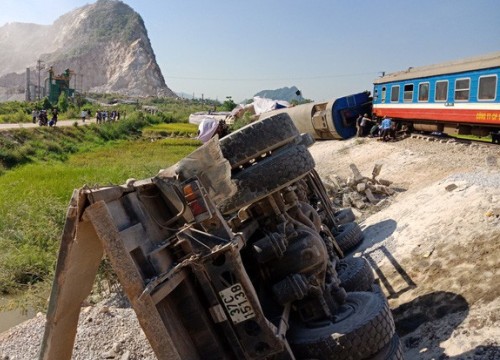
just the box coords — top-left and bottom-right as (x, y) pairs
(36, 59), (44, 100)
(25, 68), (31, 101)
(79, 74), (84, 93)
(73, 72), (77, 96)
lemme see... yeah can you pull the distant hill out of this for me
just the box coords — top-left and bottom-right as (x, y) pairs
(0, 0), (176, 101)
(253, 86), (305, 102)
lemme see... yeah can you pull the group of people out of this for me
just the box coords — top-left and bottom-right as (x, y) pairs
(78, 110), (122, 124)
(356, 114), (397, 141)
(95, 110), (121, 124)
(32, 109), (58, 127)
(31, 108), (123, 127)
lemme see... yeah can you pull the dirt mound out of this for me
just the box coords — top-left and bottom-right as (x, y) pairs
(310, 137), (500, 359)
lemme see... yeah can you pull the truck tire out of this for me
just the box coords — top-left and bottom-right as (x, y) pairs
(337, 257), (375, 292)
(219, 145), (315, 214)
(333, 221), (364, 253)
(298, 132), (315, 148)
(365, 334), (404, 360)
(334, 208), (356, 225)
(219, 113), (300, 168)
(287, 291), (395, 360)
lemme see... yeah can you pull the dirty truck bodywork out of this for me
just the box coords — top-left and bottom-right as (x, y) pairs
(40, 114), (400, 359)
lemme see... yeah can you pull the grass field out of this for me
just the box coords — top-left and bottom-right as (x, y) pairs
(0, 121), (201, 309)
(142, 122), (199, 138)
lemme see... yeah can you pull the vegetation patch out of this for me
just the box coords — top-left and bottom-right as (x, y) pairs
(142, 122), (199, 138)
(0, 113), (163, 171)
(0, 138), (199, 309)
(0, 109), (203, 311)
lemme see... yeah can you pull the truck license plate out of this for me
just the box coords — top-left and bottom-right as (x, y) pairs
(219, 283), (256, 324)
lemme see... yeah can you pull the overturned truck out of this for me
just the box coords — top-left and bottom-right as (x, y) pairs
(40, 114), (402, 360)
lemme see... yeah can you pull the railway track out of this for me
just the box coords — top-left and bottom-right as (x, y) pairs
(408, 133), (499, 148)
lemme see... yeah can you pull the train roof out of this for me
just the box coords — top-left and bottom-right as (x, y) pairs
(374, 51), (500, 84)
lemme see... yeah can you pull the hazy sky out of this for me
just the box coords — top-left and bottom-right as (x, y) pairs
(1, 0), (499, 102)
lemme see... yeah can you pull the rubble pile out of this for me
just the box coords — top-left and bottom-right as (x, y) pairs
(325, 163), (396, 212)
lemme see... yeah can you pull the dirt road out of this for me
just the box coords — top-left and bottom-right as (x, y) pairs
(0, 118), (95, 131)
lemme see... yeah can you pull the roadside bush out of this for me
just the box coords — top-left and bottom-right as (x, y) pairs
(230, 111), (255, 131)
(14, 110), (30, 123)
(142, 123), (198, 139)
(0, 111), (31, 124)
(65, 108), (78, 120)
(0, 147), (30, 168)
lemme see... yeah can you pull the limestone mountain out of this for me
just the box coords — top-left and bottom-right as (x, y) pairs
(253, 86), (305, 102)
(0, 0), (176, 101)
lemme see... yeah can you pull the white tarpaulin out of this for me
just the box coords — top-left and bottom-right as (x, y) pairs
(189, 112), (230, 125)
(252, 96), (290, 115)
(197, 117), (219, 143)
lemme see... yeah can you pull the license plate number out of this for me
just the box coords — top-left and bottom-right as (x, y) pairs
(219, 283), (256, 324)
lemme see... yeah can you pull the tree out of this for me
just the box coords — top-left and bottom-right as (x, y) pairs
(39, 97), (53, 110)
(221, 96), (237, 111)
(74, 93), (87, 108)
(57, 92), (69, 113)
(290, 98), (313, 106)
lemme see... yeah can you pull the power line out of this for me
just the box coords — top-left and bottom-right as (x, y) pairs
(166, 72), (376, 82)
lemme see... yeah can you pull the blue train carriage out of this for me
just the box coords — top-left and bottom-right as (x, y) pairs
(372, 52), (500, 137)
(259, 91), (373, 140)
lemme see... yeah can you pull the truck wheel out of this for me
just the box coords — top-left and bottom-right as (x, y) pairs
(365, 334), (404, 360)
(219, 113), (300, 168)
(219, 145), (315, 214)
(333, 221), (364, 253)
(337, 257), (374, 292)
(298, 132), (315, 148)
(287, 291), (395, 360)
(334, 208), (356, 225)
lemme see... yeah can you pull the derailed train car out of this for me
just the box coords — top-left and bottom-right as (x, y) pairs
(372, 51), (500, 136)
(261, 52), (500, 141)
(259, 91), (372, 140)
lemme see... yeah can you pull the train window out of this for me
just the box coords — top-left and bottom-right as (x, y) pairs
(418, 83), (429, 102)
(404, 84), (414, 102)
(381, 86), (386, 103)
(454, 78), (470, 101)
(390, 85), (399, 102)
(435, 81), (448, 101)
(478, 75), (497, 100)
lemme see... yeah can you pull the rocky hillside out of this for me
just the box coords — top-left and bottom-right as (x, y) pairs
(0, 0), (176, 101)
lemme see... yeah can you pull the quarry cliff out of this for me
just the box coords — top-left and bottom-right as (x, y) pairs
(0, 0), (176, 101)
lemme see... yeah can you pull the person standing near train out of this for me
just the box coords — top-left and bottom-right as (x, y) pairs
(356, 114), (363, 136)
(357, 113), (372, 137)
(380, 116), (394, 141)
